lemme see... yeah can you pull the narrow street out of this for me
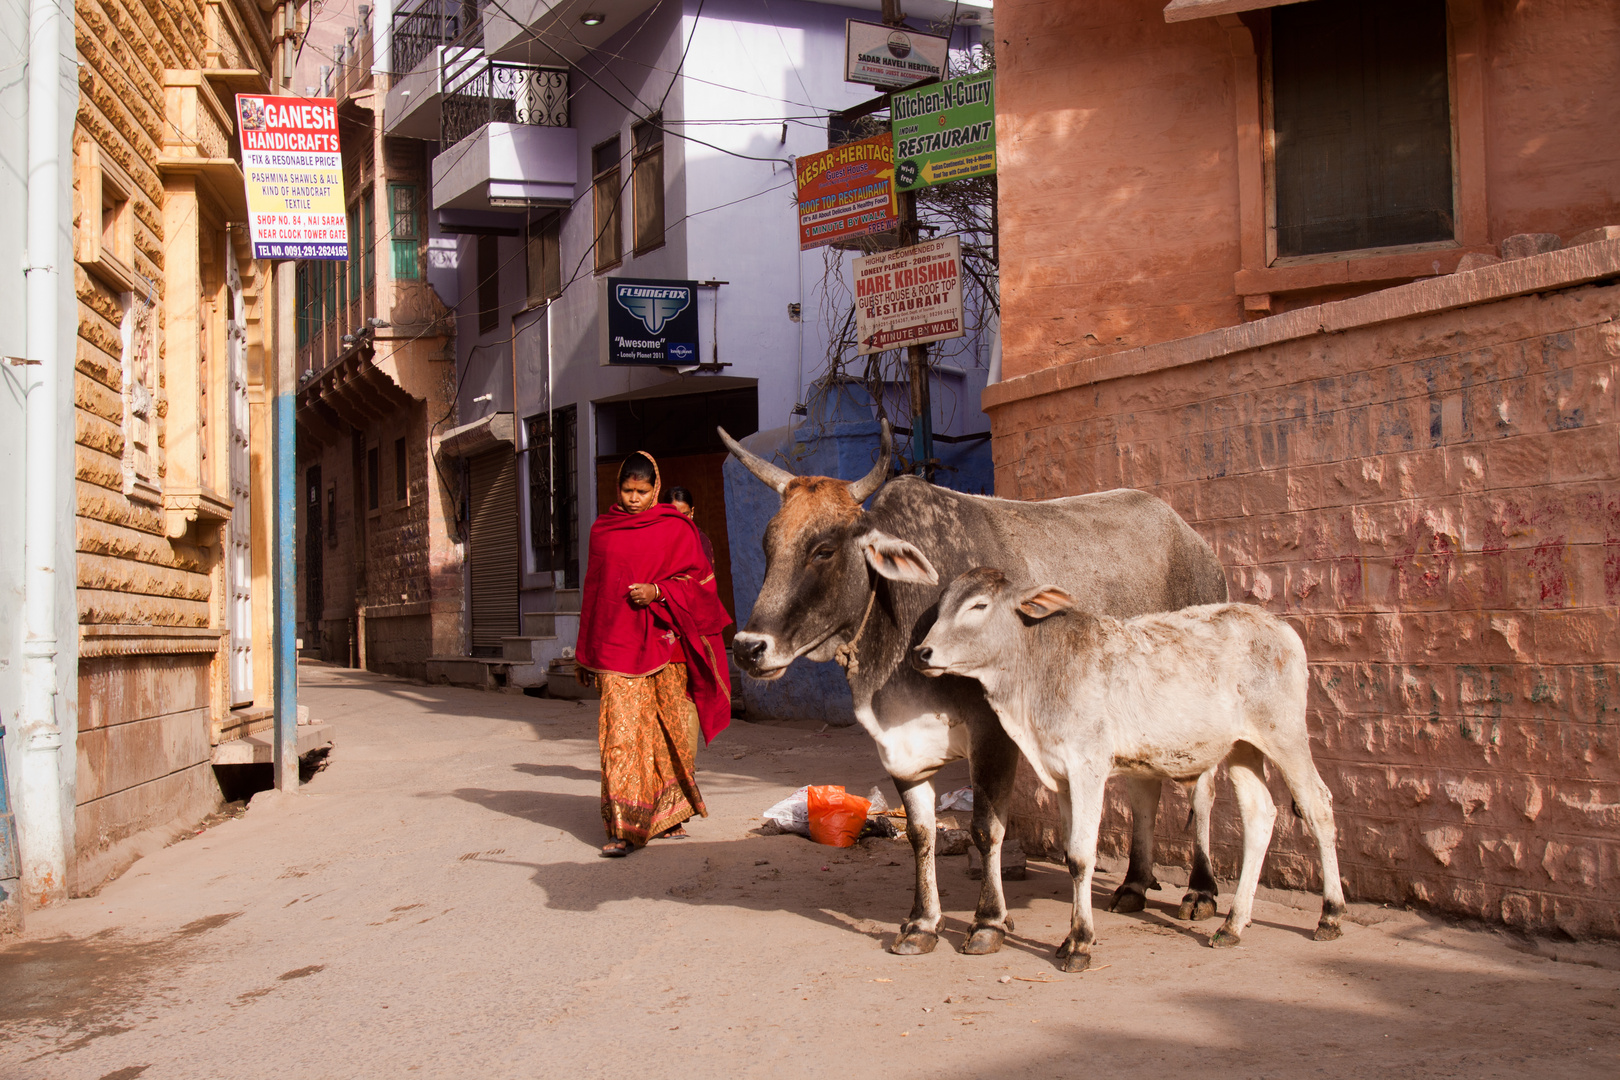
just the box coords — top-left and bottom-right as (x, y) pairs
(2, 665), (1615, 1080)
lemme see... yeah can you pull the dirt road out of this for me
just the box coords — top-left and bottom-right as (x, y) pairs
(2, 665), (1616, 1079)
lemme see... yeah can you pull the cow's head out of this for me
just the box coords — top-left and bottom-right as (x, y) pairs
(721, 422), (938, 679)
(911, 567), (1075, 681)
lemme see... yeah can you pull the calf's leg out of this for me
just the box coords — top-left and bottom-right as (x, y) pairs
(1176, 770), (1220, 921)
(892, 775), (941, 955)
(1109, 777), (1163, 913)
(1212, 743), (1277, 948)
(1265, 743), (1346, 941)
(1057, 769), (1108, 972)
(962, 723), (1021, 955)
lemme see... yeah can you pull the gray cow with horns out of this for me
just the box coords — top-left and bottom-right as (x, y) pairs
(721, 422), (1231, 955)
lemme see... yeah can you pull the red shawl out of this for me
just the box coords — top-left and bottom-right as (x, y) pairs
(577, 501), (734, 743)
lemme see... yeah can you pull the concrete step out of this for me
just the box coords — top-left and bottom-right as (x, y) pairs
(212, 723), (335, 766)
(426, 656), (510, 690)
(520, 611), (579, 638)
(555, 589), (582, 613)
(501, 635), (555, 661)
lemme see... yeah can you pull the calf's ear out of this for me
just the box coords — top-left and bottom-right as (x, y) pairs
(1017, 584), (1075, 620)
(859, 529), (939, 585)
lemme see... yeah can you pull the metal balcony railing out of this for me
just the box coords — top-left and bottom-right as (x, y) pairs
(440, 61), (569, 148)
(391, 0), (482, 77)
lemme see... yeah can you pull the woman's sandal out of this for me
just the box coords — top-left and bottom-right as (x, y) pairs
(653, 825), (690, 840)
(600, 839), (633, 858)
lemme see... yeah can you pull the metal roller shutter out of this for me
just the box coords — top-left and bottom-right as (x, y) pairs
(467, 449), (520, 655)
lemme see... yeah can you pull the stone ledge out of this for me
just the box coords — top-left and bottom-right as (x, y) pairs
(211, 723), (335, 766)
(80, 624), (224, 658)
(984, 237), (1620, 412)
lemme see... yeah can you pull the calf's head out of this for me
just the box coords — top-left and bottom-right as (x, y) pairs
(912, 568), (1076, 680)
(721, 422), (938, 679)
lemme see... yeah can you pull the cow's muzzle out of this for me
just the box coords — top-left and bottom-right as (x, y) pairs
(910, 644), (947, 677)
(733, 632), (788, 680)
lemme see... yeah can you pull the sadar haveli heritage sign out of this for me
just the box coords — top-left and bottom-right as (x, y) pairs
(891, 72), (996, 192)
(795, 134), (899, 250)
(601, 278), (701, 366)
(844, 20), (948, 89)
(853, 236), (964, 355)
(236, 94), (350, 260)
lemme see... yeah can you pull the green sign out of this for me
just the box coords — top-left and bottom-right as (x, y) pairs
(890, 72), (996, 191)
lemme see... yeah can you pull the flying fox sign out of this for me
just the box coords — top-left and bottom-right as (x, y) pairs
(601, 278), (701, 366)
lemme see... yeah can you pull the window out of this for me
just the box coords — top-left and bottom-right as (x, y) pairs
(1271, 0), (1453, 258)
(75, 143), (137, 292)
(390, 183), (420, 280)
(362, 188), (376, 290)
(527, 405), (578, 586)
(477, 233), (499, 334)
(394, 436), (408, 502)
(367, 445), (380, 511)
(632, 116), (664, 254)
(526, 212), (561, 305)
(592, 135), (622, 272)
(348, 204), (361, 302)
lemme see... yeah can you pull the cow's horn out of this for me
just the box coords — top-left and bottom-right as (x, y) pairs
(718, 426), (793, 494)
(847, 419), (892, 504)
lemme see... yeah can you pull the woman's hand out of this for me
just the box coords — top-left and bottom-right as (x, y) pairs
(574, 666), (594, 688)
(627, 582), (661, 607)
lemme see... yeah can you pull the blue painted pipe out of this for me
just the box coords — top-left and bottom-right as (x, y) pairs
(272, 385), (298, 790)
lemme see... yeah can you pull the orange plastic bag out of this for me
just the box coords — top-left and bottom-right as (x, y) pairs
(807, 785), (871, 848)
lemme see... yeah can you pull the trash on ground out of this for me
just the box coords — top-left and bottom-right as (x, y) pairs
(764, 784), (901, 843)
(808, 785), (871, 847)
(937, 787), (974, 812)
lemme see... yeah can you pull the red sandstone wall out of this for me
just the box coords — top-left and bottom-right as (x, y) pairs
(991, 278), (1620, 937)
(996, 0), (1245, 377)
(996, 0), (1620, 380)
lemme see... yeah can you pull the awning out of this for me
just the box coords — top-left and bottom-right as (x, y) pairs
(1164, 0), (1313, 23)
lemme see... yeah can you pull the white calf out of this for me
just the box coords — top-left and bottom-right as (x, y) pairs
(913, 567), (1345, 972)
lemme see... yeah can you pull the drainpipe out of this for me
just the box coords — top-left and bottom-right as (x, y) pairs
(18, 0), (66, 905)
(273, 263), (299, 791)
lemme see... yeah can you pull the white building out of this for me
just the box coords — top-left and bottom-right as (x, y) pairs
(380, 0), (993, 685)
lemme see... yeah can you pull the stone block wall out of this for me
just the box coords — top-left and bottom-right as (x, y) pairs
(986, 248), (1620, 937)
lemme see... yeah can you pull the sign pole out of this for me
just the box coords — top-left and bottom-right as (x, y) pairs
(272, 261), (299, 792)
(883, 0), (935, 482)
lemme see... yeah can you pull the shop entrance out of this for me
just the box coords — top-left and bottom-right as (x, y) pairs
(593, 380), (757, 624)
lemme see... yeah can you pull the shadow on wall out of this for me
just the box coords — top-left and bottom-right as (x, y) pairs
(722, 384), (994, 724)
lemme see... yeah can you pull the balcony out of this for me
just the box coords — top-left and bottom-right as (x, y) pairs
(431, 121), (576, 213)
(481, 0), (660, 65)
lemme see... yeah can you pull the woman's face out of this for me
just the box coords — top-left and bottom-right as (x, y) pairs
(618, 476), (656, 514)
(672, 498), (694, 520)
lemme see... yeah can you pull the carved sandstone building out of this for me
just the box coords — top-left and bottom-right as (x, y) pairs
(69, 0), (304, 890)
(991, 0), (1619, 936)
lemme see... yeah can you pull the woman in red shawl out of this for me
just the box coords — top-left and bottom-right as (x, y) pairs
(576, 451), (733, 857)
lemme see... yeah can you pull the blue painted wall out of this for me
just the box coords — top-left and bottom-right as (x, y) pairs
(723, 385), (992, 723)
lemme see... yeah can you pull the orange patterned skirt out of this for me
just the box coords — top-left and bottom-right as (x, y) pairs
(598, 662), (707, 846)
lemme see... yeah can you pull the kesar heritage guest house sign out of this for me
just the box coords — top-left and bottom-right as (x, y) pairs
(796, 134), (899, 250)
(891, 72), (996, 192)
(236, 95), (349, 260)
(853, 236), (964, 355)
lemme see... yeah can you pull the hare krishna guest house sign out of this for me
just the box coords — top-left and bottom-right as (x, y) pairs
(236, 95), (350, 260)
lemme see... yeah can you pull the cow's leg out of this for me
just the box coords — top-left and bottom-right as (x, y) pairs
(962, 723), (1021, 955)
(1211, 744), (1276, 948)
(1057, 768), (1107, 972)
(1176, 770), (1220, 921)
(891, 775), (941, 955)
(1108, 777), (1163, 913)
(1266, 746), (1346, 942)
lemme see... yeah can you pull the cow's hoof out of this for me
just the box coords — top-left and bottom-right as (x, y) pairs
(1108, 883), (1148, 914)
(1058, 949), (1092, 973)
(1210, 928), (1242, 949)
(1313, 921), (1343, 942)
(961, 925), (1006, 955)
(1176, 891), (1219, 921)
(890, 929), (939, 955)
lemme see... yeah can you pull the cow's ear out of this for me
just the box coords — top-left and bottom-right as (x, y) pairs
(1017, 585), (1075, 620)
(860, 530), (939, 585)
